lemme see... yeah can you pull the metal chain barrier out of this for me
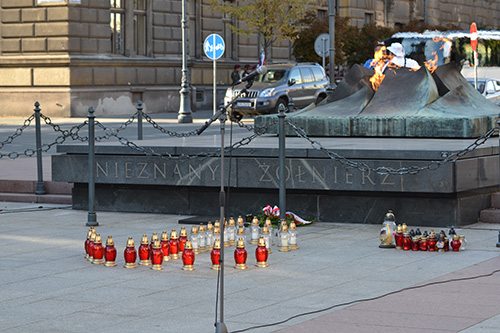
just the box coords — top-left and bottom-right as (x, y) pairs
(0, 114), (35, 150)
(286, 119), (499, 175)
(142, 112), (199, 137)
(94, 117), (278, 161)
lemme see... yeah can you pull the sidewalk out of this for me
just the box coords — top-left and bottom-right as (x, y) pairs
(0, 200), (499, 332)
(1, 111), (500, 332)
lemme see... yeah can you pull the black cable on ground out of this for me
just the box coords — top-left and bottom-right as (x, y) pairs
(231, 268), (500, 333)
(0, 205), (72, 214)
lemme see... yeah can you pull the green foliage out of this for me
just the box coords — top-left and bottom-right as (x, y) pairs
(292, 12), (350, 65)
(208, 0), (315, 59)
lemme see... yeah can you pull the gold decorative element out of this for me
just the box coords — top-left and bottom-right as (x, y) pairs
(141, 234), (149, 244)
(126, 237), (135, 248)
(237, 216), (244, 227)
(105, 235), (114, 247)
(161, 231), (169, 242)
(170, 229), (178, 239)
(207, 222), (214, 231)
(180, 227), (187, 237)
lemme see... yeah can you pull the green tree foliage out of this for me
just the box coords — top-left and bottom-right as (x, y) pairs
(292, 11), (350, 66)
(208, 0), (315, 60)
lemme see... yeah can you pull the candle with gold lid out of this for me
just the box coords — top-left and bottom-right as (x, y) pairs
(211, 238), (221, 270)
(88, 231), (96, 262)
(255, 236), (269, 268)
(169, 229), (180, 260)
(261, 226), (272, 254)
(190, 225), (200, 254)
(236, 225), (246, 244)
(289, 221), (299, 250)
(138, 234), (151, 265)
(182, 240), (195, 271)
(264, 218), (275, 245)
(198, 224), (207, 252)
(228, 217), (237, 245)
(278, 223), (290, 252)
(104, 235), (117, 267)
(234, 237), (248, 269)
(179, 227), (188, 253)
(149, 232), (159, 253)
(160, 231), (171, 261)
(85, 227), (95, 259)
(250, 217), (260, 245)
(223, 221), (231, 247)
(123, 237), (138, 268)
(206, 222), (214, 251)
(150, 240), (164, 270)
(92, 234), (105, 264)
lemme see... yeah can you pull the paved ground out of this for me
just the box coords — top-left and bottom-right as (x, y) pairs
(1, 201), (500, 332)
(1, 110), (500, 332)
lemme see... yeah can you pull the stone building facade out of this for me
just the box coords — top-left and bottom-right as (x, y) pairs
(0, 0), (499, 117)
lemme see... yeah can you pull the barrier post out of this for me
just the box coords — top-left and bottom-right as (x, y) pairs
(34, 102), (46, 195)
(86, 107), (98, 227)
(277, 99), (290, 221)
(137, 100), (143, 140)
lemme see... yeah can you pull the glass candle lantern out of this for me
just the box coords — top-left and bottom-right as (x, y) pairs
(160, 230), (171, 261)
(150, 240), (164, 270)
(459, 235), (467, 251)
(288, 221), (299, 250)
(236, 226), (246, 244)
(198, 225), (207, 252)
(228, 217), (237, 246)
(182, 240), (195, 271)
(250, 218), (260, 245)
(169, 229), (181, 260)
(123, 237), (138, 268)
(223, 221), (231, 247)
(261, 226), (272, 254)
(213, 226), (221, 246)
(104, 235), (117, 267)
(206, 222), (214, 251)
(211, 239), (221, 270)
(255, 236), (269, 268)
(92, 234), (105, 264)
(278, 224), (290, 252)
(179, 227), (188, 253)
(149, 232), (159, 253)
(88, 232), (96, 262)
(85, 227), (94, 259)
(264, 218), (274, 245)
(138, 234), (151, 266)
(394, 224), (404, 250)
(237, 216), (245, 229)
(402, 232), (411, 251)
(234, 238), (248, 270)
(451, 234), (461, 251)
(190, 225), (200, 254)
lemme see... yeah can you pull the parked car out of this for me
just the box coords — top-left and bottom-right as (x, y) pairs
(466, 78), (500, 105)
(224, 63), (329, 120)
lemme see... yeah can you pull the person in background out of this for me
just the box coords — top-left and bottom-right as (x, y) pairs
(231, 64), (241, 84)
(384, 42), (420, 70)
(364, 43), (387, 69)
(242, 64), (252, 77)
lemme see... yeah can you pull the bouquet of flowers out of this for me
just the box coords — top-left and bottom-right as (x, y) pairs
(257, 205), (313, 227)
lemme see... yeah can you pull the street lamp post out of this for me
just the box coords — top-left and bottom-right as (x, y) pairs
(177, 0), (193, 123)
(328, 0), (336, 87)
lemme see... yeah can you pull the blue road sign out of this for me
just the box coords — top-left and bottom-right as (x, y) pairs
(204, 34), (225, 60)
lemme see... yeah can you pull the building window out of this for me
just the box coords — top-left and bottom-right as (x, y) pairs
(364, 13), (374, 25)
(134, 0), (147, 56)
(110, 0), (125, 55)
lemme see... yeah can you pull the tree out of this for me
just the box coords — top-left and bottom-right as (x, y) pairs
(208, 0), (315, 61)
(293, 11), (350, 66)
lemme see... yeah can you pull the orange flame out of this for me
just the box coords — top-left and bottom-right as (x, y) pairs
(369, 46), (389, 91)
(424, 51), (438, 73)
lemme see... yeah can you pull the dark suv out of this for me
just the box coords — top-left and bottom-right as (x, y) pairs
(225, 63), (329, 119)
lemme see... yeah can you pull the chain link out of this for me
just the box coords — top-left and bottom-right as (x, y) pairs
(0, 114), (35, 150)
(142, 112), (199, 137)
(286, 119), (499, 175)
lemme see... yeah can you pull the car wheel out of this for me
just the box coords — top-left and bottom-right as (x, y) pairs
(275, 98), (288, 113)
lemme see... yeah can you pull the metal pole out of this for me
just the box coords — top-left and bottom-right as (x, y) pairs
(215, 115), (228, 333)
(328, 0), (336, 87)
(137, 100), (143, 140)
(474, 50), (478, 90)
(177, 0), (193, 123)
(33, 102), (46, 195)
(213, 59), (217, 115)
(86, 107), (98, 227)
(278, 103), (287, 221)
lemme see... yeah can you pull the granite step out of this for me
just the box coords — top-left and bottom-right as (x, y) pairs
(0, 180), (72, 205)
(479, 192), (500, 223)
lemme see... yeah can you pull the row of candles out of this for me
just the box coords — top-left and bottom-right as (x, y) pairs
(379, 210), (467, 252)
(395, 225), (467, 252)
(84, 216), (300, 270)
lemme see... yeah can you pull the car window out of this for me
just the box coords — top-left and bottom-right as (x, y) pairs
(300, 68), (314, 83)
(289, 68), (302, 84)
(259, 69), (288, 83)
(311, 67), (326, 81)
(486, 80), (495, 93)
(494, 80), (500, 91)
(468, 79), (485, 94)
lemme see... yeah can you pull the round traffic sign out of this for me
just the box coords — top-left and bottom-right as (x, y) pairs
(470, 22), (478, 51)
(314, 33), (330, 57)
(204, 34), (225, 60)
